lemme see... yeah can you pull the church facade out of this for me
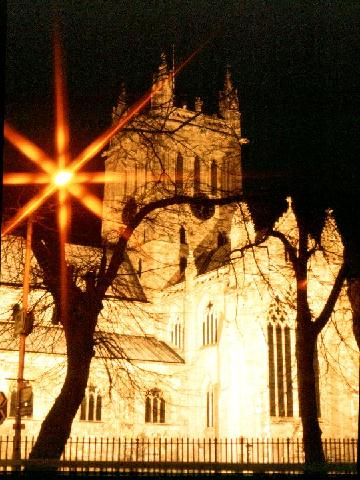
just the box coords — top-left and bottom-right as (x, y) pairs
(0, 55), (358, 443)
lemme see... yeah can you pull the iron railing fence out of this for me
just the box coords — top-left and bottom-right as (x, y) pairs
(0, 436), (357, 473)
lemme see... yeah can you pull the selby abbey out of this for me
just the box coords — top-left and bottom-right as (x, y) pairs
(0, 54), (358, 441)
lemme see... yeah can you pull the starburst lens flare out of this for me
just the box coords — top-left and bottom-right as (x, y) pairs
(3, 42), (205, 236)
(54, 170), (73, 186)
(3, 29), (205, 327)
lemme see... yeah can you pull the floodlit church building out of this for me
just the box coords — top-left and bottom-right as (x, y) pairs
(0, 55), (358, 443)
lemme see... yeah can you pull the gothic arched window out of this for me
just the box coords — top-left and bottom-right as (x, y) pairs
(145, 389), (165, 423)
(175, 153), (184, 193)
(211, 160), (218, 195)
(202, 302), (218, 346)
(220, 157), (232, 195)
(170, 314), (183, 349)
(194, 156), (201, 194)
(80, 386), (102, 422)
(267, 298), (293, 417)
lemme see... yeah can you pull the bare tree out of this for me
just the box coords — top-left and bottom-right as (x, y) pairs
(2, 56), (356, 472)
(244, 193), (352, 468)
(1, 58), (247, 465)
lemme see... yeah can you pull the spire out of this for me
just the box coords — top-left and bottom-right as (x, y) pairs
(151, 52), (174, 109)
(224, 64), (233, 92)
(218, 65), (241, 130)
(195, 97), (203, 113)
(112, 82), (127, 121)
(158, 52), (167, 79)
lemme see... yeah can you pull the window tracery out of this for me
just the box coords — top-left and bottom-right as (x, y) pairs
(175, 153), (184, 193)
(170, 313), (183, 349)
(80, 385), (102, 421)
(211, 160), (217, 195)
(267, 297), (293, 417)
(145, 388), (165, 423)
(202, 302), (218, 346)
(194, 156), (201, 194)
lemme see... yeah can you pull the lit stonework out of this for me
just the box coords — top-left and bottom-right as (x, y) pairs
(0, 56), (358, 442)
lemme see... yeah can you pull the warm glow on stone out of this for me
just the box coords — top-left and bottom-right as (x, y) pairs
(54, 170), (73, 186)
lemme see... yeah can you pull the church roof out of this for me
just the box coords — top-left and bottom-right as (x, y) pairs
(0, 236), (147, 303)
(163, 243), (232, 288)
(165, 270), (186, 288)
(195, 243), (232, 276)
(0, 324), (183, 364)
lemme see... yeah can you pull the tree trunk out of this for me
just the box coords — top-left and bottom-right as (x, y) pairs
(347, 278), (360, 474)
(26, 309), (96, 469)
(348, 278), (360, 349)
(296, 320), (325, 467)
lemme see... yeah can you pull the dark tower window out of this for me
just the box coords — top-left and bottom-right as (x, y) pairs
(194, 156), (201, 194)
(175, 153), (184, 193)
(179, 256), (187, 273)
(217, 231), (228, 247)
(220, 158), (232, 195)
(211, 160), (218, 195)
(179, 226), (186, 245)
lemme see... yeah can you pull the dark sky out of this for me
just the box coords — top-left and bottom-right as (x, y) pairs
(3, 0), (359, 243)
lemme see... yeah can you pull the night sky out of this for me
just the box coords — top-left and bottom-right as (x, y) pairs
(3, 0), (359, 246)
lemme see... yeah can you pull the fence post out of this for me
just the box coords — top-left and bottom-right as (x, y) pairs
(286, 437), (290, 463)
(351, 438), (355, 463)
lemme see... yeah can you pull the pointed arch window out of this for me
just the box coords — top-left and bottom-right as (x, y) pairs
(179, 226), (186, 245)
(134, 163), (138, 192)
(194, 156), (201, 194)
(267, 299), (293, 417)
(170, 314), (183, 349)
(179, 226), (187, 273)
(179, 256), (187, 273)
(211, 160), (218, 195)
(220, 157), (233, 195)
(80, 386), (102, 422)
(175, 153), (184, 193)
(202, 302), (218, 346)
(145, 389), (165, 423)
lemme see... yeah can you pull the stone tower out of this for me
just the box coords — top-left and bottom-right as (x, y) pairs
(102, 55), (248, 295)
